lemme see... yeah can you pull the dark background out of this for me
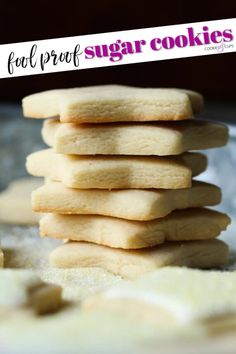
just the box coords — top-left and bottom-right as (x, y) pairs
(0, 0), (236, 104)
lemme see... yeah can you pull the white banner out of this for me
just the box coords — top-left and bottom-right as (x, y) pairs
(0, 18), (235, 78)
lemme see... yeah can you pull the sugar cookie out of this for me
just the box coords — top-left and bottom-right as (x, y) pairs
(0, 178), (42, 225)
(26, 149), (207, 189)
(83, 267), (236, 324)
(40, 208), (230, 249)
(33, 181), (221, 220)
(0, 248), (3, 268)
(23, 85), (203, 123)
(50, 239), (229, 279)
(42, 119), (228, 156)
(0, 269), (62, 314)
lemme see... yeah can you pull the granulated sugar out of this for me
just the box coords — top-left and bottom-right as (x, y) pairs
(0, 224), (121, 302)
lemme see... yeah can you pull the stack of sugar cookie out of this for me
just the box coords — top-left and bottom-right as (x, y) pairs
(23, 85), (231, 279)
